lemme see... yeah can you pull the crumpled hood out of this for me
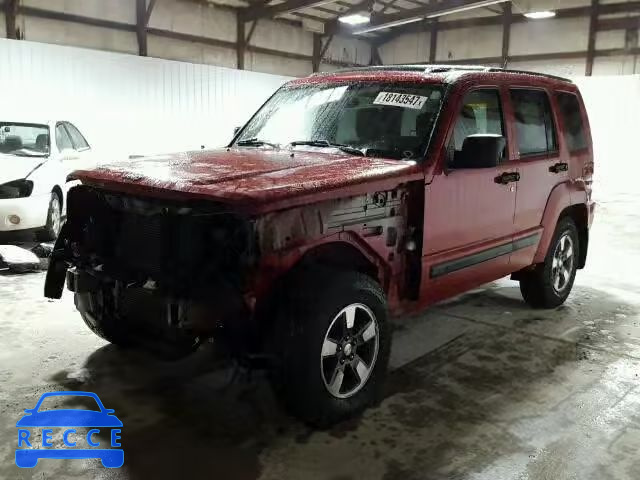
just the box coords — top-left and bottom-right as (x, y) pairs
(70, 148), (423, 212)
(0, 154), (47, 184)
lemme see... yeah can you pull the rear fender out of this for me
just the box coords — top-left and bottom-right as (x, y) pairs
(533, 182), (587, 264)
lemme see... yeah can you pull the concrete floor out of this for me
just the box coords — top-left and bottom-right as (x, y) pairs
(1, 189), (639, 480)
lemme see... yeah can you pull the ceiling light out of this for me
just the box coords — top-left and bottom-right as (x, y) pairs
(339, 13), (371, 25)
(524, 10), (556, 19)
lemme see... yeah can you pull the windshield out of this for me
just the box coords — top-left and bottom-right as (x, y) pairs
(235, 82), (444, 160)
(0, 122), (50, 157)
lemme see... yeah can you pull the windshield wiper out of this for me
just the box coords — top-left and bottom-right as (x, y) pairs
(236, 138), (280, 149)
(288, 140), (365, 157)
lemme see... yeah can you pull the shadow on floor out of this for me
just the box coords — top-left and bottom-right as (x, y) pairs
(48, 284), (639, 480)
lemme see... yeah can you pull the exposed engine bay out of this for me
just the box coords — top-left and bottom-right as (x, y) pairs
(45, 183), (415, 358)
(47, 185), (257, 357)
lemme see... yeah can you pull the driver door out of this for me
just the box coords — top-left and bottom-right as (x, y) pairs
(420, 88), (518, 304)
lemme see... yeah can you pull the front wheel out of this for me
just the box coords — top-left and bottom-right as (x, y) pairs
(519, 217), (579, 308)
(271, 270), (391, 426)
(36, 193), (62, 242)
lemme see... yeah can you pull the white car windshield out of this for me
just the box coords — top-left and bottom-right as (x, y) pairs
(0, 122), (50, 158)
(235, 82), (445, 160)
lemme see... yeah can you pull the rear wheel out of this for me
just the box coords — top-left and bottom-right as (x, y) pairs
(36, 193), (62, 242)
(519, 217), (579, 308)
(271, 269), (391, 426)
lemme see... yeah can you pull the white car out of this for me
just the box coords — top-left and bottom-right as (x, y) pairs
(0, 120), (94, 241)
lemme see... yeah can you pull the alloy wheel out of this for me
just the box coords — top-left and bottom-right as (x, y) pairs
(50, 196), (62, 236)
(551, 233), (574, 293)
(320, 303), (379, 399)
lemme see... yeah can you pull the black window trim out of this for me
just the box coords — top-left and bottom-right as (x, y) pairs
(62, 121), (91, 152)
(555, 90), (589, 155)
(509, 86), (560, 160)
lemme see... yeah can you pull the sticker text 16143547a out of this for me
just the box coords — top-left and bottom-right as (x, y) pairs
(373, 92), (428, 110)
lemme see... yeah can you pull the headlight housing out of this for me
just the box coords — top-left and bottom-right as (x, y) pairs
(0, 179), (34, 199)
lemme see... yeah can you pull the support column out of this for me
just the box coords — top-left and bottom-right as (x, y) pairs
(136, 0), (148, 56)
(429, 20), (438, 63)
(5, 0), (19, 39)
(586, 0), (599, 76)
(501, 3), (512, 68)
(237, 16), (245, 70)
(312, 33), (321, 72)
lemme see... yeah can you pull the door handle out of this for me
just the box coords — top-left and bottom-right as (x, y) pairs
(549, 162), (568, 173)
(494, 172), (520, 184)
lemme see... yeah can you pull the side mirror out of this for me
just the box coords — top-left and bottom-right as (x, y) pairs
(453, 134), (505, 169)
(233, 126), (241, 136)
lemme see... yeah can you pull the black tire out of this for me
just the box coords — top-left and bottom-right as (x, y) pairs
(519, 217), (580, 308)
(36, 192), (62, 242)
(271, 269), (391, 427)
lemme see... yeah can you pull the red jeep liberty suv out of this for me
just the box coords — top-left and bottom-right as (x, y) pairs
(45, 65), (595, 425)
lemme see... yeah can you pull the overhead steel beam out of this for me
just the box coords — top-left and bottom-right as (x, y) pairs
(327, 0), (508, 36)
(146, 0), (158, 24)
(9, 5), (367, 68)
(313, 34), (333, 71)
(242, 0), (338, 22)
(598, 16), (640, 32)
(320, 35), (333, 58)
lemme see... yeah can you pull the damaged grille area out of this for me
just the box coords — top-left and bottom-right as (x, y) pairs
(66, 186), (256, 296)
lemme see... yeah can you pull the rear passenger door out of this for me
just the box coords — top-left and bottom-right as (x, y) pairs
(508, 88), (569, 270)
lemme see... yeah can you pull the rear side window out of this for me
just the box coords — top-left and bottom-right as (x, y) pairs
(557, 92), (587, 152)
(510, 89), (557, 156)
(55, 124), (73, 151)
(65, 122), (90, 150)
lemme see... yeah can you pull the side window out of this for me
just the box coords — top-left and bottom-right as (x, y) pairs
(556, 92), (587, 152)
(64, 123), (90, 150)
(452, 89), (504, 152)
(510, 89), (558, 156)
(55, 124), (73, 151)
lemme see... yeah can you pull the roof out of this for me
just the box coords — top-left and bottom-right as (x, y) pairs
(329, 65), (574, 84)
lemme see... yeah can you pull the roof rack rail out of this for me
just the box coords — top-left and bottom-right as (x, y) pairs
(331, 64), (573, 83)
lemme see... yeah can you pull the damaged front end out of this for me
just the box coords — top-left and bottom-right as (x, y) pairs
(45, 185), (257, 357)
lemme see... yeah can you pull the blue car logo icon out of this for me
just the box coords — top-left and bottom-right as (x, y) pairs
(16, 391), (123, 468)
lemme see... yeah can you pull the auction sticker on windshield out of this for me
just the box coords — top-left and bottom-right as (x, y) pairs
(373, 92), (428, 110)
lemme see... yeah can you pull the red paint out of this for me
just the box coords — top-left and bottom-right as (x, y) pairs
(70, 149), (422, 214)
(67, 68), (594, 317)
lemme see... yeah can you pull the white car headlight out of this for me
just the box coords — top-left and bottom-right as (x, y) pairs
(0, 179), (34, 199)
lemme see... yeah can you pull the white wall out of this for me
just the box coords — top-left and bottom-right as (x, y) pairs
(574, 75), (640, 200)
(0, 38), (291, 161)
